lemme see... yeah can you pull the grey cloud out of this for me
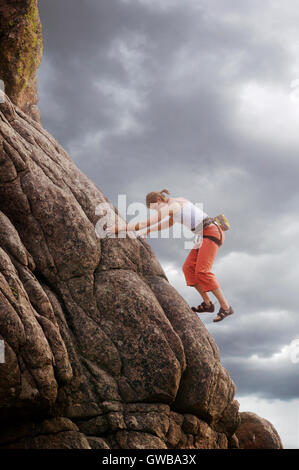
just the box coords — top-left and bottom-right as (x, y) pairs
(223, 355), (299, 400)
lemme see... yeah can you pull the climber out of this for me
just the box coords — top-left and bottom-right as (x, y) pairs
(106, 189), (234, 322)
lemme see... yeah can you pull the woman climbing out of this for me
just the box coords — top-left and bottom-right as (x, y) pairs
(106, 189), (234, 322)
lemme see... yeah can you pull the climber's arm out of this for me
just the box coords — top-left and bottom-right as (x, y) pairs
(106, 202), (180, 234)
(139, 215), (175, 236)
(126, 202), (181, 231)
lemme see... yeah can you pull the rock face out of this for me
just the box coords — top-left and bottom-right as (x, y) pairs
(0, 1), (283, 450)
(0, 0), (43, 123)
(236, 412), (283, 449)
(0, 92), (241, 448)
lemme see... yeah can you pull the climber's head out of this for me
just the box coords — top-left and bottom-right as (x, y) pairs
(146, 189), (170, 210)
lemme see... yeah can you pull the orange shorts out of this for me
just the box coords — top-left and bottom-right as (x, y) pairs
(182, 223), (225, 292)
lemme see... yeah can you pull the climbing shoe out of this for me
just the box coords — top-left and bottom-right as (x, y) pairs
(191, 301), (215, 313)
(213, 305), (234, 322)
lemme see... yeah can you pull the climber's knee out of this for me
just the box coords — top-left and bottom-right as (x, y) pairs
(195, 271), (220, 292)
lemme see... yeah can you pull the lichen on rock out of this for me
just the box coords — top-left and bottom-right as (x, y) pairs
(0, 0), (43, 122)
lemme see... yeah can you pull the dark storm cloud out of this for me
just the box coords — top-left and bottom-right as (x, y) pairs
(223, 355), (299, 400)
(37, 0), (299, 404)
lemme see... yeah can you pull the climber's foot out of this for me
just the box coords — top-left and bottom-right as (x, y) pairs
(213, 305), (234, 322)
(191, 301), (215, 313)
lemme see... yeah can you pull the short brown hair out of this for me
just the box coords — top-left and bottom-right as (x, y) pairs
(146, 189), (170, 208)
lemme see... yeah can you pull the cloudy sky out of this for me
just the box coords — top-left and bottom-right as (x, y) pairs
(38, 0), (299, 448)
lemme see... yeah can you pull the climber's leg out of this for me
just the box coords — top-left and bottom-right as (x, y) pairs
(210, 287), (230, 310)
(182, 245), (216, 308)
(193, 283), (212, 305)
(182, 248), (200, 286)
(183, 240), (229, 309)
(184, 226), (232, 319)
(193, 238), (220, 292)
(194, 243), (230, 309)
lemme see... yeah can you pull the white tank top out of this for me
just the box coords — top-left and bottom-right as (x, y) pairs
(172, 201), (208, 231)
